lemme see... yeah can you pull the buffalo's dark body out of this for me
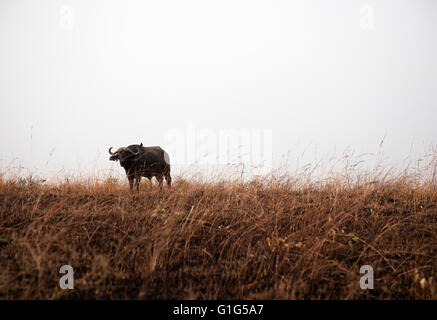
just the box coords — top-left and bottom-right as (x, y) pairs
(109, 144), (171, 191)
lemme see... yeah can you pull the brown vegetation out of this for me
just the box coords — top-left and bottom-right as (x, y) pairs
(1, 168), (437, 299)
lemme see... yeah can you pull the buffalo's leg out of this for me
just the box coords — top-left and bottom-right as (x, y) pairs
(135, 176), (141, 192)
(128, 176), (134, 192)
(165, 173), (172, 187)
(156, 175), (163, 189)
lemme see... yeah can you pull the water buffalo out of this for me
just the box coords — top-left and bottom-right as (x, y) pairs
(109, 143), (171, 191)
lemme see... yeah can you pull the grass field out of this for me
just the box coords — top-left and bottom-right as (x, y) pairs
(1, 161), (437, 299)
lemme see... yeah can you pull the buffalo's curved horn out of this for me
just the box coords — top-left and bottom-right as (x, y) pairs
(108, 147), (117, 155)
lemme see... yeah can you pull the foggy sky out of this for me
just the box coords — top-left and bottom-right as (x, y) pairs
(0, 0), (436, 179)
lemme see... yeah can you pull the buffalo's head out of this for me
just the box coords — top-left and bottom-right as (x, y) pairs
(109, 146), (141, 167)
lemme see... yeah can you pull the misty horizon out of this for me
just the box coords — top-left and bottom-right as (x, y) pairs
(1, 0), (436, 180)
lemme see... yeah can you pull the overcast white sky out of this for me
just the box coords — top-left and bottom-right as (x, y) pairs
(0, 0), (436, 179)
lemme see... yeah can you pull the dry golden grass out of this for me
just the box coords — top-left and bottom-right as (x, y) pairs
(1, 163), (437, 299)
